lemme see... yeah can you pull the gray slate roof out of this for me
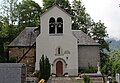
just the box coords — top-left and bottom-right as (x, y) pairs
(9, 28), (100, 47)
(9, 27), (38, 47)
(72, 30), (100, 45)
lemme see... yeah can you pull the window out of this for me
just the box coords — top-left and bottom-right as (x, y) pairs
(56, 46), (63, 55)
(57, 17), (63, 33)
(49, 17), (55, 34)
(49, 17), (63, 35)
(58, 47), (61, 54)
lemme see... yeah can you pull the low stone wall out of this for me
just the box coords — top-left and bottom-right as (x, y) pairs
(0, 63), (26, 83)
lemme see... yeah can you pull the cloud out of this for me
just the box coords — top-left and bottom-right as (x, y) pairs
(82, 0), (120, 40)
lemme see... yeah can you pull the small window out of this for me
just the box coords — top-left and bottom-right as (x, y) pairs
(58, 47), (61, 54)
(55, 46), (63, 55)
(49, 17), (55, 34)
(57, 17), (63, 33)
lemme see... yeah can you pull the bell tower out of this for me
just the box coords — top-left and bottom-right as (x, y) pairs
(36, 5), (78, 76)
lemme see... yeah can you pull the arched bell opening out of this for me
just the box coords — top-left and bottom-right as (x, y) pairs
(49, 17), (55, 34)
(57, 17), (63, 33)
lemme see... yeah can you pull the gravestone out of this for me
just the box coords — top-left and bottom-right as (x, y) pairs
(116, 73), (120, 83)
(0, 63), (26, 83)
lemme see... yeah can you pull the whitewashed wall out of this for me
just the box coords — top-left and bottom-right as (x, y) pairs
(35, 6), (78, 76)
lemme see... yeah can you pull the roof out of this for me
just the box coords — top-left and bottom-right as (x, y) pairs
(72, 30), (100, 46)
(9, 28), (100, 47)
(9, 27), (39, 47)
(41, 5), (71, 17)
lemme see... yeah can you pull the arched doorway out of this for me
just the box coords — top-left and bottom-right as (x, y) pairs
(56, 61), (63, 76)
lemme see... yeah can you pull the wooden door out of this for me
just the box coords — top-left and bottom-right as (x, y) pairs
(56, 61), (63, 76)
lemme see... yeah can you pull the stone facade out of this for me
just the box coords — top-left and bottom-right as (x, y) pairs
(9, 47), (35, 72)
(78, 45), (100, 69)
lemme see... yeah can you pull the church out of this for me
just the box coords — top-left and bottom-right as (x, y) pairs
(9, 5), (100, 76)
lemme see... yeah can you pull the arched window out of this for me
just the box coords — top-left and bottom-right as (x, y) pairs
(57, 17), (63, 33)
(49, 17), (55, 34)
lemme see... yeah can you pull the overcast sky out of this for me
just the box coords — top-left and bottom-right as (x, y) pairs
(33, 0), (120, 40)
(1, 0), (120, 40)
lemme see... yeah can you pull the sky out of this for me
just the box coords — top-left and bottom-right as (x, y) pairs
(32, 0), (120, 40)
(1, 0), (120, 40)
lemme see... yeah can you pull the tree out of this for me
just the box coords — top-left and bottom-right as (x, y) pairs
(16, 0), (42, 31)
(72, 0), (93, 34)
(0, 37), (4, 56)
(109, 50), (120, 76)
(0, 0), (19, 43)
(0, 0), (18, 25)
(39, 55), (51, 81)
(43, 0), (72, 15)
(72, 0), (110, 70)
(0, 37), (5, 62)
(91, 21), (110, 68)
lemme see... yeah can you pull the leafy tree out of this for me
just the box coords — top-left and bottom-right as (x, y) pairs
(0, 16), (17, 62)
(91, 20), (110, 68)
(0, 16), (17, 44)
(0, 0), (18, 25)
(72, 0), (93, 34)
(39, 55), (51, 81)
(0, 38), (4, 55)
(72, 0), (110, 70)
(109, 50), (120, 76)
(0, 0), (19, 43)
(0, 36), (6, 63)
(43, 0), (72, 15)
(16, 0), (42, 31)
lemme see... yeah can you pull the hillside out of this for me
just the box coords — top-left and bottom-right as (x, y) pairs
(108, 38), (120, 50)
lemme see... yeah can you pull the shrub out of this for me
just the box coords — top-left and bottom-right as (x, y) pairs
(83, 75), (90, 83)
(39, 55), (51, 82)
(78, 64), (97, 73)
(9, 56), (16, 63)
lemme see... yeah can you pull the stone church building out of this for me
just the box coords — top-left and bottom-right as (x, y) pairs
(9, 6), (100, 76)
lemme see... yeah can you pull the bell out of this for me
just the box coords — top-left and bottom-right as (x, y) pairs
(50, 24), (54, 28)
(58, 23), (62, 28)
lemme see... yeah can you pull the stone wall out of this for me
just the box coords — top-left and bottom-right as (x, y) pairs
(78, 45), (100, 69)
(0, 63), (26, 83)
(9, 47), (36, 73)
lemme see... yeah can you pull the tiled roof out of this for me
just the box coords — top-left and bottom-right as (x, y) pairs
(9, 27), (39, 47)
(9, 28), (100, 47)
(72, 30), (100, 45)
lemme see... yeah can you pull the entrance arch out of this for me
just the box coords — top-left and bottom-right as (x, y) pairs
(56, 61), (63, 76)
